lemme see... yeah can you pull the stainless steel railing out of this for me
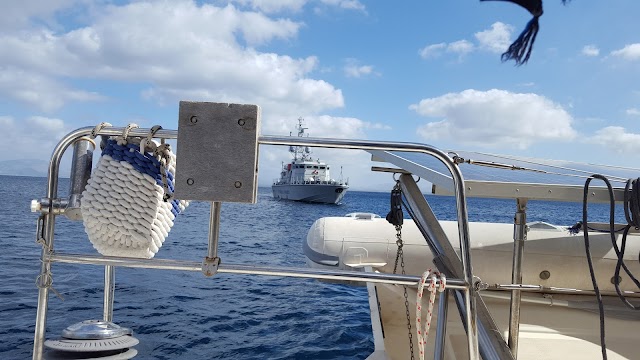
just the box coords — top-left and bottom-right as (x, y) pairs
(32, 126), (481, 360)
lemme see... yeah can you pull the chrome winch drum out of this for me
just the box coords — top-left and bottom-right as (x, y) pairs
(44, 320), (139, 359)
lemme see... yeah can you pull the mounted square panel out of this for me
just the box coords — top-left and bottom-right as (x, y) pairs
(174, 101), (260, 203)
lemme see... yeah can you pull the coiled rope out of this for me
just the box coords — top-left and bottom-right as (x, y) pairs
(415, 269), (446, 360)
(81, 123), (188, 258)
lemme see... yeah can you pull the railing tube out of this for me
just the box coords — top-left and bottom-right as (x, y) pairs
(434, 289), (450, 360)
(103, 266), (115, 322)
(207, 202), (222, 259)
(508, 198), (527, 357)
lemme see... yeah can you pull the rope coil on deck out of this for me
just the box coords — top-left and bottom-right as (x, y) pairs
(416, 269), (446, 360)
(81, 124), (188, 258)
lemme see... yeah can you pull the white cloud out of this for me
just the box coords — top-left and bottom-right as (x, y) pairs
(0, 0), (79, 31)
(0, 1), (345, 116)
(590, 126), (640, 153)
(344, 64), (374, 78)
(230, 0), (307, 13)
(307, 115), (390, 138)
(231, 0), (366, 13)
(409, 89), (577, 149)
(343, 58), (377, 78)
(319, 0), (366, 11)
(0, 116), (71, 161)
(447, 40), (474, 56)
(581, 45), (600, 57)
(611, 44), (640, 61)
(419, 43), (446, 59)
(420, 23), (513, 61)
(0, 67), (104, 112)
(626, 108), (640, 116)
(475, 22), (513, 53)
(419, 40), (473, 60)
(267, 115), (386, 138)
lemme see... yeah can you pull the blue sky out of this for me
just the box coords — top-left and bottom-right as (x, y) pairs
(1, 0), (639, 191)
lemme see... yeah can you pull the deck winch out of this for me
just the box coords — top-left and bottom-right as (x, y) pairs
(43, 320), (139, 359)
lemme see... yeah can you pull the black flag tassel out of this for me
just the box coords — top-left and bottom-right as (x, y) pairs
(481, 0), (571, 65)
(502, 14), (541, 65)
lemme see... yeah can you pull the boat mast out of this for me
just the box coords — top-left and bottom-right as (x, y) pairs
(290, 117), (312, 162)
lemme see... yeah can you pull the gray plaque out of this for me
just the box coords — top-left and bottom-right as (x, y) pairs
(174, 101), (260, 203)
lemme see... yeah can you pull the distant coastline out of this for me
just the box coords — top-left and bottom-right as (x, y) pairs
(0, 159), (50, 177)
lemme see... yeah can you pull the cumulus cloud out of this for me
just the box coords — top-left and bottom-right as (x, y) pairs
(0, 0), (79, 31)
(319, 0), (366, 12)
(305, 115), (389, 138)
(419, 40), (474, 59)
(419, 43), (446, 58)
(409, 89), (577, 149)
(230, 0), (307, 13)
(0, 1), (344, 115)
(343, 58), (378, 78)
(590, 126), (640, 153)
(475, 22), (513, 53)
(231, 0), (366, 13)
(420, 22), (512, 61)
(0, 67), (104, 112)
(611, 44), (640, 61)
(581, 45), (600, 57)
(626, 108), (640, 116)
(447, 40), (474, 56)
(266, 114), (388, 138)
(0, 115), (71, 161)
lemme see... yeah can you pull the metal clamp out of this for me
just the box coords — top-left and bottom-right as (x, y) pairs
(31, 198), (69, 215)
(473, 276), (487, 291)
(35, 215), (46, 245)
(202, 257), (221, 277)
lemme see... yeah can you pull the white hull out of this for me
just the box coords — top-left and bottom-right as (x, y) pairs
(305, 215), (640, 360)
(370, 285), (637, 360)
(272, 183), (347, 204)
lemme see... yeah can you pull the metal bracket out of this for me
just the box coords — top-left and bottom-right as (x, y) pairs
(202, 257), (221, 277)
(174, 101), (261, 203)
(35, 215), (46, 245)
(31, 198), (69, 216)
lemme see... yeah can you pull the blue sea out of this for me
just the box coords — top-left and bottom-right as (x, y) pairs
(0, 175), (622, 359)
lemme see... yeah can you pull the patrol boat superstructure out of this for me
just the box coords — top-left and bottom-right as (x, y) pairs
(272, 118), (348, 204)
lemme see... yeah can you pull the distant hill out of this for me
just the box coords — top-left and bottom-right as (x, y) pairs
(0, 159), (49, 177)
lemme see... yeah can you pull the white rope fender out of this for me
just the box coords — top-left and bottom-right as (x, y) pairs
(416, 269), (446, 360)
(81, 124), (188, 259)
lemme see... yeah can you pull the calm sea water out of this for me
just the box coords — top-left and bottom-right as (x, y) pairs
(0, 175), (622, 359)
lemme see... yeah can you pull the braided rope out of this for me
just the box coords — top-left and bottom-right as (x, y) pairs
(81, 127), (188, 259)
(416, 269), (446, 360)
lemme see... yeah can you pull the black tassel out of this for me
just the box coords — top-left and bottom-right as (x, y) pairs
(480, 1), (572, 65)
(501, 15), (540, 65)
